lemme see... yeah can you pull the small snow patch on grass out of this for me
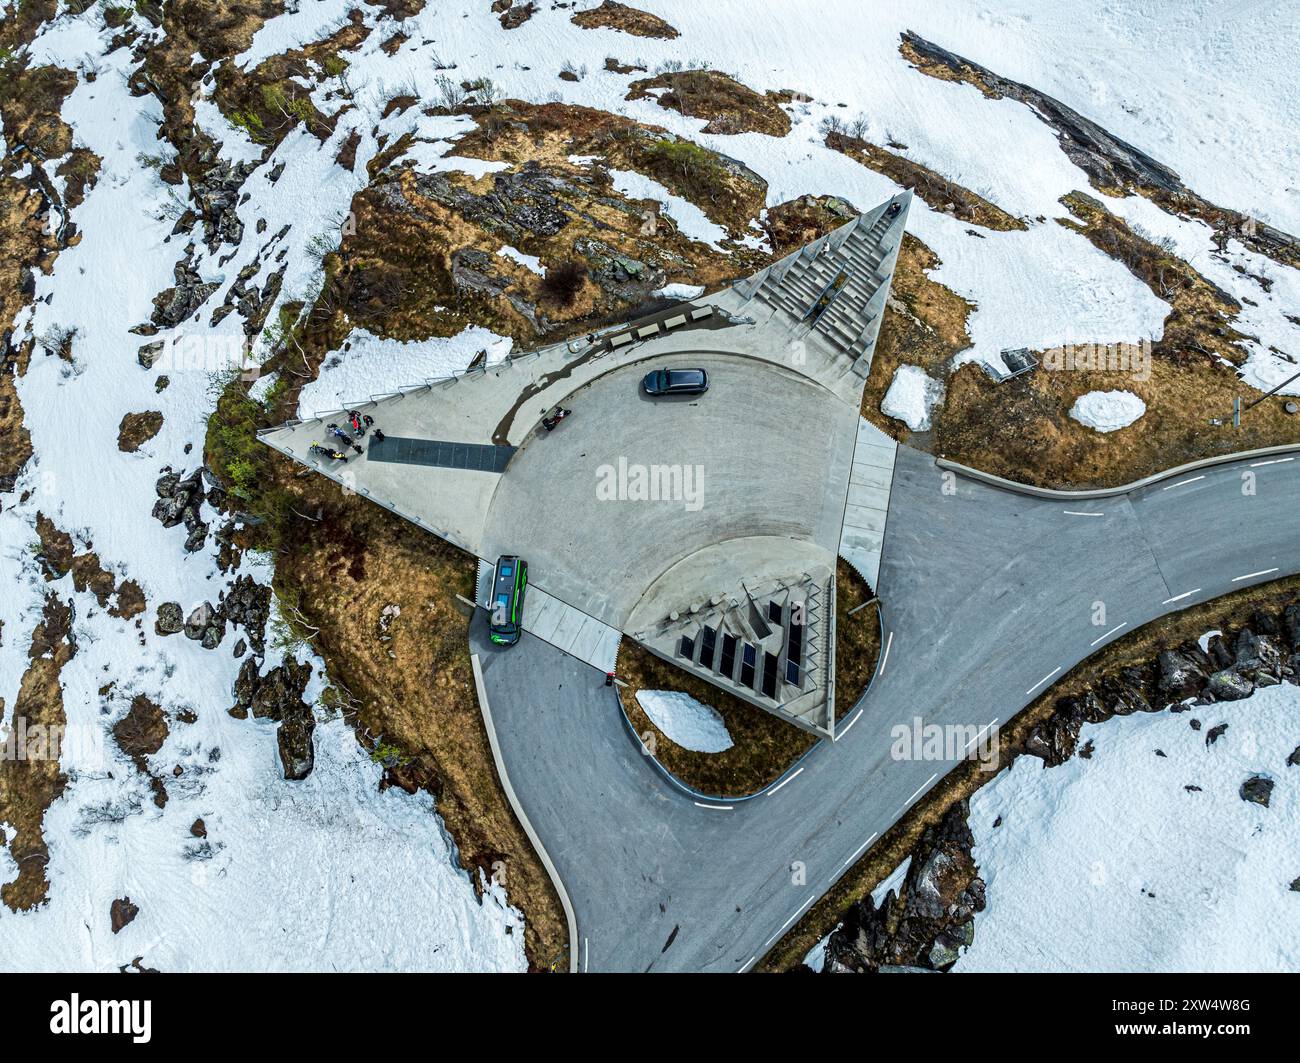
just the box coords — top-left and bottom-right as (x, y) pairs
(635, 690), (733, 753)
(1069, 389), (1146, 432)
(881, 364), (945, 432)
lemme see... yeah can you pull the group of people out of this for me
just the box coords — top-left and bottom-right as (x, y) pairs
(309, 409), (387, 464)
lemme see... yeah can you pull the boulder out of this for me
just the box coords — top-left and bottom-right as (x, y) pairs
(137, 340), (165, 369)
(1207, 670), (1253, 701)
(154, 601), (183, 636)
(110, 896), (139, 934)
(1283, 603), (1300, 652)
(1239, 775), (1274, 807)
(1156, 647), (1209, 702)
(183, 602), (214, 640)
(277, 700), (316, 781)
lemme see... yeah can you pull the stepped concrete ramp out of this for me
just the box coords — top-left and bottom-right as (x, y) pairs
(260, 194), (912, 736)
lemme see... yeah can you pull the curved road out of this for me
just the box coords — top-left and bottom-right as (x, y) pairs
(473, 446), (1300, 972)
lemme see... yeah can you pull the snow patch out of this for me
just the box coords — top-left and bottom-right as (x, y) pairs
(881, 365), (945, 431)
(635, 690), (733, 753)
(1069, 389), (1146, 432)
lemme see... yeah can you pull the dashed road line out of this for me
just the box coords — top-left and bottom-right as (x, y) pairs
(766, 767), (804, 796)
(694, 801), (734, 811)
(1025, 666), (1062, 695)
(1090, 621), (1128, 647)
(762, 893), (817, 950)
(1163, 588), (1201, 605)
(1162, 475), (1205, 491)
(839, 707), (864, 737)
(897, 772), (939, 816)
(1232, 567), (1279, 582)
(739, 955), (757, 973)
(1250, 457), (1295, 467)
(1063, 510), (1105, 517)
(878, 631), (894, 676)
(840, 831), (879, 871)
(963, 718), (1000, 756)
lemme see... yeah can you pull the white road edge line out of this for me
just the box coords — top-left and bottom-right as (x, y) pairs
(762, 893), (818, 950)
(1163, 588), (1201, 605)
(766, 767), (804, 796)
(1025, 666), (1062, 695)
(964, 718), (1000, 756)
(840, 832), (879, 871)
(878, 631), (894, 676)
(897, 772), (938, 816)
(739, 955), (757, 973)
(694, 801), (735, 810)
(584, 937), (589, 973)
(839, 708), (864, 737)
(1231, 567), (1279, 582)
(1162, 475), (1205, 490)
(1250, 457), (1294, 467)
(1063, 510), (1105, 517)
(1090, 621), (1128, 647)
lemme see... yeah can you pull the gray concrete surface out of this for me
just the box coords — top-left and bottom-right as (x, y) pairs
(474, 446), (1300, 972)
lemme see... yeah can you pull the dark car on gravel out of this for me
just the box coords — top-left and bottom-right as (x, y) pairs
(642, 367), (709, 396)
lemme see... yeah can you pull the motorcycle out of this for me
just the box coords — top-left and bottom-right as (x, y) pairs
(542, 407), (572, 432)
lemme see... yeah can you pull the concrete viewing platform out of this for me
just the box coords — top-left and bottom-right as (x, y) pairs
(260, 193), (913, 737)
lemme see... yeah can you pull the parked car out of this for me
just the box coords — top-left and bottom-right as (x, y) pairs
(642, 367), (709, 396)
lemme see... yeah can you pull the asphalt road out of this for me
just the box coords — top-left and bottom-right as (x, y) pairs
(473, 447), (1300, 972)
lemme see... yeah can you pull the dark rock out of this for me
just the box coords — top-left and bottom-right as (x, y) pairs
(137, 339), (165, 368)
(1287, 745), (1300, 768)
(1205, 723), (1229, 746)
(277, 698), (316, 781)
(1240, 774), (1274, 807)
(1207, 670), (1253, 701)
(110, 896), (139, 934)
(1283, 603), (1300, 651)
(1157, 647), (1209, 703)
(1233, 629), (1282, 680)
(190, 818), (206, 838)
(1205, 633), (1233, 670)
(218, 575), (271, 655)
(232, 638), (247, 658)
(155, 601), (183, 636)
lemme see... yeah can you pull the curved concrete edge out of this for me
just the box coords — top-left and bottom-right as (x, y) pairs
(936, 442), (1300, 499)
(470, 652), (580, 973)
(612, 686), (824, 804)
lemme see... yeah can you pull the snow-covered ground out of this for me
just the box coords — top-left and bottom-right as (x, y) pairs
(4, 0), (1299, 972)
(635, 690), (733, 753)
(1069, 389), (1147, 432)
(956, 681), (1300, 972)
(881, 365), (946, 432)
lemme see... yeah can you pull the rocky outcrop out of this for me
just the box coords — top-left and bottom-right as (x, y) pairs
(110, 896), (139, 934)
(154, 601), (183, 636)
(824, 800), (984, 973)
(388, 162), (575, 244)
(151, 251), (221, 328)
(230, 658), (316, 780)
(183, 602), (225, 649)
(217, 575), (271, 657)
(152, 467), (208, 552)
(1240, 775), (1274, 807)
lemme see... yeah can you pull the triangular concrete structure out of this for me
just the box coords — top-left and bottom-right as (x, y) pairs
(260, 192), (913, 737)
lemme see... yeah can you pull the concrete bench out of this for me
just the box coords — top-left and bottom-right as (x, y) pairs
(690, 305), (713, 321)
(663, 314), (688, 329)
(636, 324), (660, 339)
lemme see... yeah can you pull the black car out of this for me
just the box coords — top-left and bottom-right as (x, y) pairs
(642, 367), (709, 396)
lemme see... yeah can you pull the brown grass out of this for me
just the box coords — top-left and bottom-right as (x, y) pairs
(0, 595), (75, 911)
(835, 558), (881, 716)
(272, 478), (568, 970)
(826, 130), (1025, 231)
(617, 640), (819, 797)
(762, 573), (1300, 971)
(571, 1), (679, 39)
(627, 70), (791, 137)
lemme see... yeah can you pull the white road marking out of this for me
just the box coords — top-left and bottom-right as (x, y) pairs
(694, 801), (734, 811)
(1025, 666), (1062, 695)
(1162, 475), (1205, 491)
(766, 767), (804, 795)
(739, 955), (757, 973)
(897, 772), (939, 816)
(1250, 457), (1294, 467)
(1090, 621), (1128, 647)
(584, 937), (589, 972)
(963, 718), (1000, 756)
(878, 631), (894, 676)
(1162, 588), (1201, 605)
(1063, 510), (1105, 517)
(840, 832), (879, 871)
(1232, 567), (1279, 582)
(763, 893), (818, 949)
(839, 708), (864, 737)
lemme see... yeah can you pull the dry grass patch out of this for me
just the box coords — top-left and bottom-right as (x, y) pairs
(835, 559), (881, 715)
(627, 69), (791, 137)
(571, 1), (679, 39)
(273, 482), (568, 970)
(825, 128), (1025, 231)
(617, 640), (818, 797)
